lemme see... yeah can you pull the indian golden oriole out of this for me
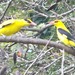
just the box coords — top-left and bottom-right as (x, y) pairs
(0, 19), (36, 36)
(49, 20), (75, 47)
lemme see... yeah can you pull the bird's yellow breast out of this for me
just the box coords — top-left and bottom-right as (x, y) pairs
(0, 23), (21, 36)
(57, 29), (75, 47)
(0, 19), (28, 36)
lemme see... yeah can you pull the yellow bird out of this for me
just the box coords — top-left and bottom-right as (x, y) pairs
(49, 20), (75, 47)
(0, 19), (36, 36)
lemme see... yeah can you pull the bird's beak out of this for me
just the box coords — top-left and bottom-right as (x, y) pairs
(30, 22), (37, 26)
(48, 21), (54, 25)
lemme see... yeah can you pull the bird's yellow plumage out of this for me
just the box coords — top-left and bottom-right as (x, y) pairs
(49, 20), (75, 47)
(0, 19), (36, 36)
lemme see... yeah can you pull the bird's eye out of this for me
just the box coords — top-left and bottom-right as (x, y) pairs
(25, 19), (31, 23)
(55, 20), (58, 23)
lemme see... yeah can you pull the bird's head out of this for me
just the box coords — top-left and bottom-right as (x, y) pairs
(24, 19), (36, 26)
(48, 20), (64, 28)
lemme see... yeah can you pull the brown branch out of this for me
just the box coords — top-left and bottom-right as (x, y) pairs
(34, 24), (53, 37)
(33, 10), (48, 18)
(0, 36), (75, 56)
(22, 24), (52, 33)
(60, 7), (75, 16)
(21, 24), (53, 37)
(21, 28), (40, 32)
(35, 56), (62, 75)
(33, 7), (75, 18)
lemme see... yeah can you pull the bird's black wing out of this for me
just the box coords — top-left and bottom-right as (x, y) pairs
(0, 20), (14, 28)
(58, 28), (75, 41)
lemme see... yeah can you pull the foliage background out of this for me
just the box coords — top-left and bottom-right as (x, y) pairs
(0, 0), (75, 75)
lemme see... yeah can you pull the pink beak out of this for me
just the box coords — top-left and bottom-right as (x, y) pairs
(30, 22), (37, 26)
(48, 21), (54, 25)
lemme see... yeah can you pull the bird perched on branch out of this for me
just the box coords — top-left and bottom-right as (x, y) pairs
(0, 19), (36, 36)
(49, 20), (75, 47)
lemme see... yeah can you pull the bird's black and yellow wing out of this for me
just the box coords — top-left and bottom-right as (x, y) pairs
(0, 20), (15, 28)
(58, 28), (75, 41)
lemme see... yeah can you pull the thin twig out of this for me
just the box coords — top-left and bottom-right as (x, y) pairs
(23, 36), (53, 75)
(61, 49), (65, 75)
(0, 0), (13, 22)
(64, 64), (75, 74)
(35, 56), (62, 75)
(33, 7), (75, 18)
(60, 7), (75, 16)
(34, 24), (53, 37)
(22, 28), (40, 32)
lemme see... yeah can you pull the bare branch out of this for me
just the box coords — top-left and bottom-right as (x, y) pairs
(33, 7), (75, 18)
(34, 24), (53, 37)
(35, 56), (62, 75)
(22, 28), (40, 32)
(60, 7), (75, 16)
(0, 36), (75, 56)
(23, 37), (53, 75)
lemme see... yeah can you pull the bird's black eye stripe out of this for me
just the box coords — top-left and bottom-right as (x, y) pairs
(55, 20), (58, 23)
(24, 19), (31, 23)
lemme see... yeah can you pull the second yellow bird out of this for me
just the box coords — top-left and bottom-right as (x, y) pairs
(49, 20), (75, 47)
(0, 19), (36, 36)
